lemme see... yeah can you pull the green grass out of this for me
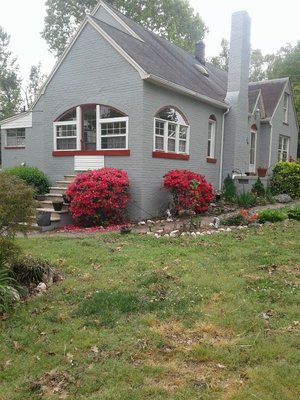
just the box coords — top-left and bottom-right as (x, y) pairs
(1, 223), (300, 399)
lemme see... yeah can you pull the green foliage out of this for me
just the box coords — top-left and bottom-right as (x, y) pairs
(287, 207), (300, 220)
(11, 254), (55, 286)
(0, 26), (23, 120)
(222, 174), (237, 202)
(0, 238), (20, 268)
(235, 191), (257, 208)
(0, 268), (19, 313)
(42, 0), (207, 57)
(5, 166), (50, 195)
(270, 162), (300, 198)
(0, 172), (36, 238)
(251, 177), (266, 197)
(24, 62), (47, 108)
(257, 209), (287, 223)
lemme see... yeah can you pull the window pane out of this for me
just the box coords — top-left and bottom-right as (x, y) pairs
(6, 129), (25, 146)
(179, 140), (186, 153)
(155, 120), (164, 136)
(57, 138), (77, 150)
(101, 137), (126, 149)
(168, 138), (176, 152)
(59, 108), (77, 121)
(179, 126), (187, 139)
(56, 125), (77, 137)
(100, 106), (125, 119)
(156, 107), (186, 125)
(83, 107), (96, 150)
(207, 140), (211, 157)
(168, 124), (176, 138)
(101, 121), (126, 136)
(155, 136), (164, 150)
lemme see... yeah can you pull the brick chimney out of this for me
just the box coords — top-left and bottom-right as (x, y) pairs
(195, 40), (205, 65)
(223, 11), (251, 177)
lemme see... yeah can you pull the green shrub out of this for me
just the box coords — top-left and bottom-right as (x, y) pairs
(5, 166), (50, 195)
(235, 191), (257, 208)
(251, 177), (265, 197)
(221, 209), (258, 226)
(257, 209), (287, 223)
(287, 207), (300, 220)
(11, 255), (55, 286)
(222, 174), (237, 202)
(270, 162), (300, 198)
(0, 172), (36, 239)
(0, 268), (19, 313)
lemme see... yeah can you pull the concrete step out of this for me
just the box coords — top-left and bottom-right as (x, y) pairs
(56, 180), (73, 188)
(43, 193), (64, 202)
(38, 200), (69, 211)
(49, 187), (68, 195)
(64, 175), (76, 182)
(36, 208), (69, 219)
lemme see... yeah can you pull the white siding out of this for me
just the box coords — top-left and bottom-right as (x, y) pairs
(1, 113), (32, 129)
(74, 155), (105, 171)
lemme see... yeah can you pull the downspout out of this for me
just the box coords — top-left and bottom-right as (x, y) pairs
(219, 107), (230, 190)
(268, 119), (273, 168)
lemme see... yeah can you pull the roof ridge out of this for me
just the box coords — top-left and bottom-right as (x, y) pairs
(249, 77), (289, 85)
(90, 15), (143, 42)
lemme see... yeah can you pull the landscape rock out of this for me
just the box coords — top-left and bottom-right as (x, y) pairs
(274, 194), (292, 203)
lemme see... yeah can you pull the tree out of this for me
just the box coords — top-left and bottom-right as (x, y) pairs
(24, 63), (47, 108)
(209, 38), (229, 71)
(0, 26), (23, 121)
(41, 0), (207, 57)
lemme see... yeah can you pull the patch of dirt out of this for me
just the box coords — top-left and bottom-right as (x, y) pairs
(152, 321), (233, 348)
(30, 369), (74, 398)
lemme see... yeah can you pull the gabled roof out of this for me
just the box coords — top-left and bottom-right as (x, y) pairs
(90, 15), (227, 105)
(249, 78), (288, 118)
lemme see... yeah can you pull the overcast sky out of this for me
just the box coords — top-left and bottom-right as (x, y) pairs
(0, 0), (299, 82)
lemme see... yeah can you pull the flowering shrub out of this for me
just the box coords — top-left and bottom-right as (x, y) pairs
(221, 209), (258, 226)
(163, 169), (214, 214)
(66, 168), (129, 227)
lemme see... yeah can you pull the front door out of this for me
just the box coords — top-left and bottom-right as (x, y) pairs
(249, 129), (257, 173)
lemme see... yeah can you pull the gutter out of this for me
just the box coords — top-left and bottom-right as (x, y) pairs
(146, 74), (228, 110)
(219, 107), (230, 190)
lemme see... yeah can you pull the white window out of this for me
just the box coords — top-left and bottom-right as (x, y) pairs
(6, 128), (25, 147)
(278, 135), (289, 161)
(207, 116), (216, 158)
(283, 92), (289, 123)
(154, 107), (189, 154)
(53, 105), (128, 151)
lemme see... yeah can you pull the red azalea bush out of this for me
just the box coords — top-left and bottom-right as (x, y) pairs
(163, 169), (214, 214)
(66, 168), (129, 227)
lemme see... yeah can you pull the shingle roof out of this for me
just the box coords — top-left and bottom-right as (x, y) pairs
(91, 15), (227, 104)
(249, 78), (288, 117)
(92, 4), (288, 116)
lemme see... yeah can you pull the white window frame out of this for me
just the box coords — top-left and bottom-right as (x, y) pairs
(5, 128), (26, 147)
(53, 106), (80, 151)
(153, 118), (190, 154)
(283, 92), (289, 123)
(207, 118), (216, 158)
(98, 116), (129, 150)
(278, 135), (289, 162)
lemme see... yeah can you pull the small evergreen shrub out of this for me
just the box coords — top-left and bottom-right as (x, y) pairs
(66, 168), (130, 227)
(235, 191), (257, 208)
(163, 169), (214, 214)
(251, 177), (265, 197)
(287, 207), (300, 220)
(257, 209), (287, 223)
(270, 162), (300, 198)
(222, 174), (237, 202)
(5, 166), (50, 195)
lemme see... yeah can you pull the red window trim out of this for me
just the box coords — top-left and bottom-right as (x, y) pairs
(4, 146), (25, 150)
(152, 151), (189, 160)
(206, 157), (217, 164)
(52, 150), (130, 157)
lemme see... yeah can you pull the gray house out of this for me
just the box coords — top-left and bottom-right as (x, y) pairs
(0, 1), (298, 219)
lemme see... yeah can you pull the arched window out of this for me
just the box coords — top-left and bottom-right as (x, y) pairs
(54, 104), (128, 151)
(207, 115), (216, 159)
(154, 106), (190, 154)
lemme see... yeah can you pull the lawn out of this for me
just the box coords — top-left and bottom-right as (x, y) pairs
(1, 222), (300, 399)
